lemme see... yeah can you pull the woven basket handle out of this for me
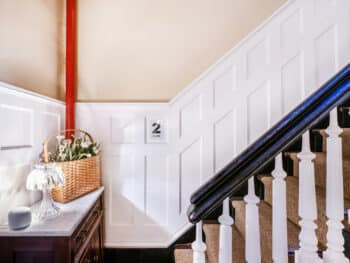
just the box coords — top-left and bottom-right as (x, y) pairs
(43, 129), (94, 163)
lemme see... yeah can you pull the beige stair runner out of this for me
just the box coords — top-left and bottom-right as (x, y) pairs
(174, 244), (194, 263)
(203, 223), (245, 263)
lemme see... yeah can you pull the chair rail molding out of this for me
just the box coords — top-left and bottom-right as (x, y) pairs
(76, 0), (350, 247)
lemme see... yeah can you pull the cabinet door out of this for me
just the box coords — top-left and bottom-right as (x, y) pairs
(79, 246), (93, 263)
(79, 224), (103, 263)
(90, 223), (103, 263)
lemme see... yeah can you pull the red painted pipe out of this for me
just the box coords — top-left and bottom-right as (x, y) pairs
(66, 0), (76, 137)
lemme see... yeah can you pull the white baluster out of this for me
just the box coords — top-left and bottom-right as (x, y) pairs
(192, 221), (206, 263)
(244, 177), (261, 263)
(272, 153), (288, 263)
(218, 198), (234, 263)
(296, 132), (322, 263)
(323, 109), (348, 263)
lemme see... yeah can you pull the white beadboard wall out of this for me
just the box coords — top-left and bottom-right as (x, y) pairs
(0, 82), (65, 224)
(76, 0), (350, 247)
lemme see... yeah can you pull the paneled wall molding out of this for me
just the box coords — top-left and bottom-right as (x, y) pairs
(169, 0), (296, 106)
(77, 0), (350, 247)
(0, 81), (65, 225)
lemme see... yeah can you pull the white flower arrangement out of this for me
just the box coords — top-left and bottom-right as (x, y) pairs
(48, 135), (100, 162)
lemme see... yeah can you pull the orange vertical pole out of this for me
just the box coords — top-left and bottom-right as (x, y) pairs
(66, 0), (76, 137)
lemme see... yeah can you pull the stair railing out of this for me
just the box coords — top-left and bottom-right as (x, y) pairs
(187, 64), (350, 263)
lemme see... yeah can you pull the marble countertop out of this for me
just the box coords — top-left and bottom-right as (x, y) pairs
(0, 187), (104, 237)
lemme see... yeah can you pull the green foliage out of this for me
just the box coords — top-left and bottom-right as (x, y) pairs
(49, 135), (100, 162)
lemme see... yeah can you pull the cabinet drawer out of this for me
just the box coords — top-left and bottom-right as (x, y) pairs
(72, 197), (103, 254)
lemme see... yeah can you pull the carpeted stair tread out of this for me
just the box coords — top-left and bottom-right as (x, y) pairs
(262, 176), (325, 247)
(203, 223), (245, 263)
(315, 128), (350, 158)
(174, 244), (194, 263)
(261, 176), (299, 226)
(261, 175), (350, 248)
(232, 200), (299, 263)
(285, 152), (350, 200)
(341, 128), (350, 159)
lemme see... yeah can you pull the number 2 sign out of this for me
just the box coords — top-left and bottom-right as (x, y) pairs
(147, 118), (167, 143)
(152, 122), (161, 137)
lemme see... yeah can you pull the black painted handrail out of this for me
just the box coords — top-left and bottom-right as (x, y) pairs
(187, 63), (350, 223)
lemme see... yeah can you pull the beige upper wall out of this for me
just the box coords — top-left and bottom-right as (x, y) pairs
(0, 0), (65, 100)
(77, 0), (287, 102)
(0, 0), (287, 102)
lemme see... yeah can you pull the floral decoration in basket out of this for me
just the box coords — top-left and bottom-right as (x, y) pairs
(50, 133), (100, 162)
(43, 129), (101, 203)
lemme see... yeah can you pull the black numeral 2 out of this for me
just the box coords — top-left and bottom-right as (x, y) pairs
(152, 123), (161, 134)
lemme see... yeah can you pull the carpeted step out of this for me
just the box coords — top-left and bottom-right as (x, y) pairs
(286, 152), (350, 200)
(203, 222), (245, 263)
(261, 176), (326, 248)
(232, 200), (299, 263)
(309, 128), (350, 156)
(261, 176), (298, 226)
(174, 244), (193, 263)
(286, 152), (326, 185)
(316, 128), (350, 158)
(341, 128), (350, 159)
(261, 175), (350, 249)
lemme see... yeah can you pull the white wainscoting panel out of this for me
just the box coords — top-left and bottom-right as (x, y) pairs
(77, 103), (171, 247)
(0, 82), (65, 224)
(281, 53), (304, 113)
(0, 104), (34, 148)
(77, 0), (350, 247)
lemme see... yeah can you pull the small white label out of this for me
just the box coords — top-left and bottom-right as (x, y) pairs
(147, 119), (167, 143)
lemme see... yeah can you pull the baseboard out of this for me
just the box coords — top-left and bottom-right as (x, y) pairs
(104, 225), (196, 263)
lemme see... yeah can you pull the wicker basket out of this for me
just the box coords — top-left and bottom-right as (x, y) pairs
(43, 129), (101, 203)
